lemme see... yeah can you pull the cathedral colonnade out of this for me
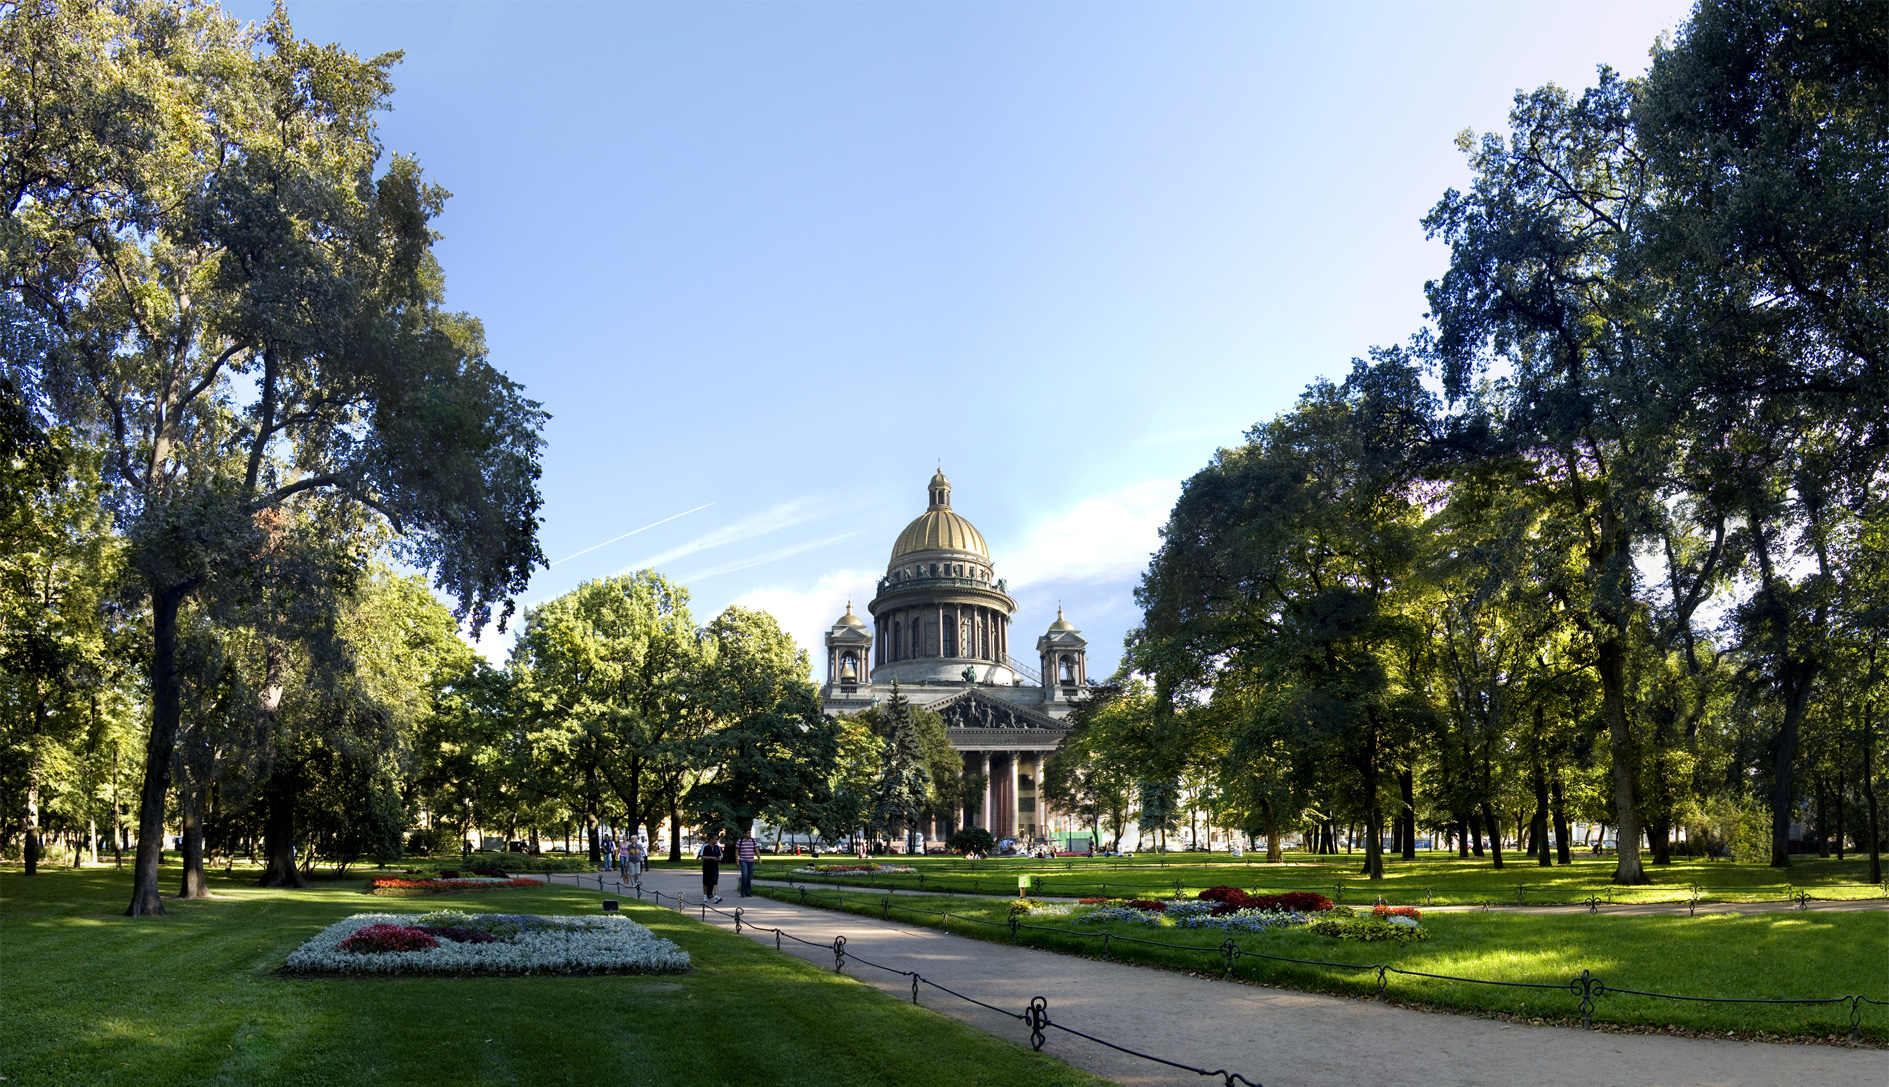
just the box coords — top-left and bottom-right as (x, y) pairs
(950, 748), (1050, 843)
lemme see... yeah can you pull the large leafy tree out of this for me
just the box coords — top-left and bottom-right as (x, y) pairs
(1635, 0), (1888, 867)
(511, 572), (698, 863)
(0, 438), (119, 875)
(1136, 359), (1433, 878)
(1, 2), (544, 914)
(685, 607), (837, 841)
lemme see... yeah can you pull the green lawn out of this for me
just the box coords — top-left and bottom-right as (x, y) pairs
(0, 865), (1107, 1087)
(758, 851), (1889, 906)
(751, 884), (1889, 1041)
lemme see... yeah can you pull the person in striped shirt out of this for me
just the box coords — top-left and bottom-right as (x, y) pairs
(735, 832), (759, 897)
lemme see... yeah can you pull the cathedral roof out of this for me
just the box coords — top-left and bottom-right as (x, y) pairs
(1048, 607), (1076, 632)
(891, 470), (991, 561)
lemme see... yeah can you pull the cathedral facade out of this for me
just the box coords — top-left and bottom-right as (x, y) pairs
(821, 471), (1088, 845)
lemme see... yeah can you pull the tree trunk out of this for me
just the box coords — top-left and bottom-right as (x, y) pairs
(257, 760), (308, 888)
(1596, 636), (1648, 884)
(1467, 811), (1484, 857)
(128, 583), (191, 916)
(1814, 777), (1829, 857)
(1833, 769), (1845, 860)
(1261, 798), (1282, 862)
(1398, 768), (1416, 860)
(667, 787), (683, 862)
(1863, 697), (1880, 885)
(178, 777), (209, 899)
(585, 759), (602, 864)
(1479, 802), (1504, 869)
(1769, 667), (1813, 868)
(1532, 763), (1552, 868)
(1647, 813), (1672, 865)
(1551, 777), (1571, 865)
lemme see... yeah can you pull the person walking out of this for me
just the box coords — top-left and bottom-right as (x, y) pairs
(698, 834), (723, 904)
(623, 836), (645, 891)
(735, 830), (759, 897)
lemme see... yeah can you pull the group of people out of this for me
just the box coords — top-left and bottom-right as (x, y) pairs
(603, 835), (647, 890)
(695, 831), (759, 904)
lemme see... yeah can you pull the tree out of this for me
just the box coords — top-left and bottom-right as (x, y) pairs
(685, 607), (837, 842)
(866, 685), (933, 853)
(511, 573), (698, 863)
(1135, 357), (1434, 878)
(1, 2), (545, 914)
(1636, 0), (1889, 868)
(0, 437), (117, 876)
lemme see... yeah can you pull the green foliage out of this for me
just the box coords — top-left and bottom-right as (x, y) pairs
(685, 607), (837, 838)
(947, 827), (996, 856)
(1305, 915), (1428, 942)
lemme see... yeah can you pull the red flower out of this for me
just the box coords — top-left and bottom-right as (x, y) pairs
(340, 924), (440, 954)
(1373, 905), (1422, 921)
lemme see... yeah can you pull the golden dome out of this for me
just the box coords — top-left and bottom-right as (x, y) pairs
(836, 601), (866, 628)
(1048, 607), (1076, 632)
(891, 470), (991, 561)
(891, 508), (990, 560)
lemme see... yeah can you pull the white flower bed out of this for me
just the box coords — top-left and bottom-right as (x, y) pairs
(284, 912), (691, 976)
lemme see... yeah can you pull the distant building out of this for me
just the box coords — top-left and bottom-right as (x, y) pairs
(821, 471), (1087, 844)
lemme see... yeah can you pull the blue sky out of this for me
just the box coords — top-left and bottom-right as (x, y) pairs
(234, 1), (1691, 677)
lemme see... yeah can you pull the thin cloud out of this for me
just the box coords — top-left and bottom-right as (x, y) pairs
(676, 531), (861, 583)
(733, 568), (882, 665)
(549, 503), (714, 566)
(620, 499), (833, 574)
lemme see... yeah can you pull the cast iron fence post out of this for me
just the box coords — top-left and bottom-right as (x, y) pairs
(1027, 996), (1049, 1051)
(833, 934), (847, 973)
(1571, 969), (1603, 1028)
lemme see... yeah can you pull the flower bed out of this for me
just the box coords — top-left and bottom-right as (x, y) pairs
(793, 863), (917, 875)
(1027, 887), (1420, 938)
(284, 910), (692, 976)
(365, 876), (544, 897)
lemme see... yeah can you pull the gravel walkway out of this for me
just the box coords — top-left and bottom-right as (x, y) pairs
(546, 868), (1884, 1087)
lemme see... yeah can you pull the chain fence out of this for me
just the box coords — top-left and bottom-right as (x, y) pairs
(743, 879), (1885, 1042)
(569, 873), (1266, 1087)
(767, 866), (1889, 913)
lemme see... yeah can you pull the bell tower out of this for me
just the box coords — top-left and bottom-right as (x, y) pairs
(1037, 608), (1087, 705)
(824, 602), (873, 692)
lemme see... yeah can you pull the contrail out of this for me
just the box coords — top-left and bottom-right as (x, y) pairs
(549, 503), (714, 567)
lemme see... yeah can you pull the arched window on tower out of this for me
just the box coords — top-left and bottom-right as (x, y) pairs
(1058, 655), (1075, 683)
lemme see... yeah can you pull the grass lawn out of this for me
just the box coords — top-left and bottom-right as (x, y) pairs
(0, 864), (1107, 1087)
(758, 851), (1889, 906)
(750, 884), (1889, 1041)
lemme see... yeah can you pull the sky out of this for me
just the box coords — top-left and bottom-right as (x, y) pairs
(229, 0), (1693, 679)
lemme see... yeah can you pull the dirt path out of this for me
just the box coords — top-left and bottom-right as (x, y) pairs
(547, 869), (1883, 1087)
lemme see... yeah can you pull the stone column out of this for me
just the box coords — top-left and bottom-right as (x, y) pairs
(980, 752), (993, 831)
(1009, 753), (1021, 842)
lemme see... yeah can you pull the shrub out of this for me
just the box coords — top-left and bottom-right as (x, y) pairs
(339, 923), (440, 954)
(947, 827), (996, 856)
(1195, 887), (1333, 915)
(1307, 916), (1428, 942)
(1124, 899), (1168, 912)
(439, 869), (460, 880)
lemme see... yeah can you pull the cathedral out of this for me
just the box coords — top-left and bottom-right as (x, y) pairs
(821, 470), (1088, 846)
